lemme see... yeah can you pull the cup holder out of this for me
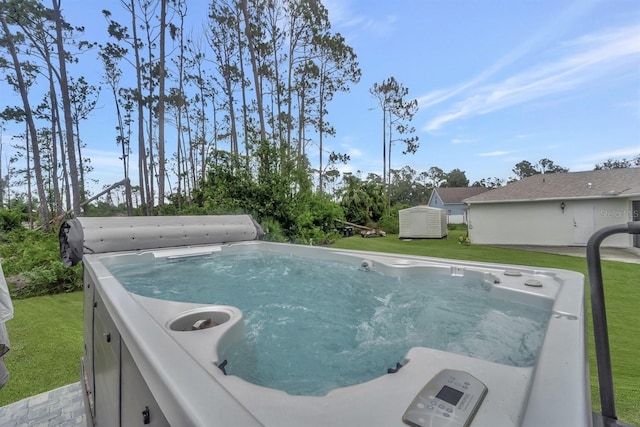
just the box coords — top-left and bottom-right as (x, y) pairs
(169, 309), (231, 331)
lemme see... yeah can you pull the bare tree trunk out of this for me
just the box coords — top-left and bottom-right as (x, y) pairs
(127, 0), (151, 214)
(175, 16), (185, 211)
(157, 0), (167, 209)
(204, 100), (213, 177)
(387, 111), (392, 216)
(197, 75), (205, 186)
(236, 15), (251, 167)
(114, 92), (128, 180)
(184, 104), (195, 191)
(145, 27), (156, 213)
(318, 76), (324, 194)
(74, 118), (84, 203)
(25, 124), (33, 229)
(52, 0), (81, 216)
(240, 0), (266, 141)
(56, 109), (71, 212)
(0, 14), (50, 229)
(297, 91), (305, 158)
(0, 128), (3, 208)
(47, 70), (62, 214)
(267, 8), (284, 162)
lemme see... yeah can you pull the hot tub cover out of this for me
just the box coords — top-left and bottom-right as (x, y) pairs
(60, 215), (264, 267)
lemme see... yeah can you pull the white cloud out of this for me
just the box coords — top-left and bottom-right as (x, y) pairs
(348, 147), (363, 158)
(84, 148), (130, 169)
(451, 138), (474, 144)
(578, 145), (640, 163)
(418, 0), (598, 113)
(340, 136), (364, 159)
(478, 150), (513, 157)
(324, 0), (397, 37)
(322, 0), (352, 26)
(423, 23), (640, 132)
(0, 132), (19, 147)
(424, 106), (471, 132)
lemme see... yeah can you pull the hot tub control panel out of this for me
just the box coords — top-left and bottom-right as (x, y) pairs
(402, 369), (487, 427)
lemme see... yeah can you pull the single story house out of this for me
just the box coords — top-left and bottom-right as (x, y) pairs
(428, 187), (490, 224)
(464, 168), (640, 248)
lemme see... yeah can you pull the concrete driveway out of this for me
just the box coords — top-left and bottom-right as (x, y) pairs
(494, 245), (640, 264)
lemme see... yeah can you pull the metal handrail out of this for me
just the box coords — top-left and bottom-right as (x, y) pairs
(586, 221), (640, 422)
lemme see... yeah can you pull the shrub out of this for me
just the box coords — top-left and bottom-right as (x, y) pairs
(378, 214), (399, 234)
(447, 223), (468, 231)
(377, 204), (408, 235)
(0, 209), (23, 232)
(260, 217), (288, 242)
(292, 193), (344, 245)
(0, 228), (82, 299)
(295, 210), (341, 245)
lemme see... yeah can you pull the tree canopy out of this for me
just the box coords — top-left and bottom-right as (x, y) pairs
(511, 158), (568, 181)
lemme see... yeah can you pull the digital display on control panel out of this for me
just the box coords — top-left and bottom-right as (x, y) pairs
(436, 385), (464, 406)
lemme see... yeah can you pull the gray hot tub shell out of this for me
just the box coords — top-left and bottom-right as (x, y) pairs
(62, 215), (592, 427)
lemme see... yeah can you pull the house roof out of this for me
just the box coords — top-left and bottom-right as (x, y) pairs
(433, 187), (491, 204)
(464, 168), (640, 204)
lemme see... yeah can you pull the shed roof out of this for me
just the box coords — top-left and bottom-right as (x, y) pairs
(401, 205), (443, 212)
(432, 187), (490, 204)
(464, 168), (640, 204)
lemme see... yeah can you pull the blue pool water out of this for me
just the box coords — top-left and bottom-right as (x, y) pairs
(109, 250), (551, 396)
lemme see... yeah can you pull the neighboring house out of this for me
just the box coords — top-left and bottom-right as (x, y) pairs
(428, 187), (491, 223)
(464, 169), (640, 248)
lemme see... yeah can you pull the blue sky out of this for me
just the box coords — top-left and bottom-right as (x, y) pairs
(323, 0), (640, 183)
(1, 0), (639, 193)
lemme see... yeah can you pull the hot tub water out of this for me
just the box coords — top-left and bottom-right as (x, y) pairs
(108, 249), (550, 396)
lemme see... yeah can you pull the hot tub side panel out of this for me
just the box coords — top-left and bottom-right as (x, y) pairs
(83, 266), (171, 427)
(93, 290), (122, 427)
(121, 343), (170, 426)
(81, 266), (95, 421)
(521, 275), (592, 427)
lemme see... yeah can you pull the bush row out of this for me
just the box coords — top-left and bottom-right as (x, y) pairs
(0, 205), (406, 299)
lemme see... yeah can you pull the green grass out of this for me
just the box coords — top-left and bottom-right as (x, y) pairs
(332, 230), (640, 426)
(0, 232), (638, 425)
(0, 292), (83, 407)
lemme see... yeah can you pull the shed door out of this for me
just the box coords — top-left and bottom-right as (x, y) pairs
(413, 213), (428, 236)
(573, 204), (595, 245)
(633, 201), (640, 248)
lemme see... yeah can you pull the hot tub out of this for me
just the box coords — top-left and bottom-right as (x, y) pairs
(61, 215), (591, 427)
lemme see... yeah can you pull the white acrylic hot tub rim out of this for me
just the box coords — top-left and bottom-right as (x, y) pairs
(84, 241), (591, 427)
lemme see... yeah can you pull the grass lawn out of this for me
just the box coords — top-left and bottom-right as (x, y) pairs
(0, 291), (83, 407)
(0, 231), (638, 425)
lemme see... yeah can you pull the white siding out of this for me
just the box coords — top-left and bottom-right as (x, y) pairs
(467, 198), (636, 247)
(594, 199), (638, 247)
(447, 214), (465, 224)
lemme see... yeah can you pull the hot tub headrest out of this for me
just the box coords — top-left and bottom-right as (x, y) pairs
(59, 215), (264, 266)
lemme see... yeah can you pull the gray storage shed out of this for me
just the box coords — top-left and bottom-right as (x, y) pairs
(399, 206), (448, 239)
